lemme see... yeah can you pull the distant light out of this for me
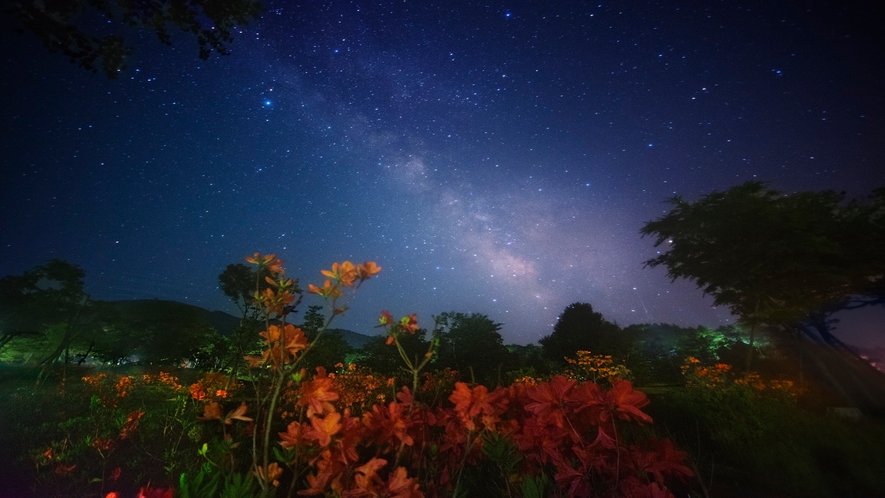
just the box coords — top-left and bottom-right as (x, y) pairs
(264, 100), (272, 107)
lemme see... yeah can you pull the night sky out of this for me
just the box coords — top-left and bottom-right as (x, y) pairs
(2, 2), (883, 346)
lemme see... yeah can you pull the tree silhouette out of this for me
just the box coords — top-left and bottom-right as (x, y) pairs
(435, 312), (512, 385)
(539, 302), (623, 364)
(0, 260), (113, 380)
(5, 0), (262, 77)
(641, 182), (885, 369)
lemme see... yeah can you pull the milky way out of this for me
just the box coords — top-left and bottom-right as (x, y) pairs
(2, 2), (883, 345)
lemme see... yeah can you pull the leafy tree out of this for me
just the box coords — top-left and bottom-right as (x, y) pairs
(299, 329), (353, 372)
(640, 182), (885, 369)
(219, 263), (266, 321)
(435, 312), (512, 385)
(295, 305), (352, 370)
(300, 305), (325, 339)
(539, 302), (624, 365)
(134, 321), (221, 366)
(0, 260), (111, 379)
(506, 343), (553, 377)
(218, 262), (286, 376)
(5, 0), (262, 77)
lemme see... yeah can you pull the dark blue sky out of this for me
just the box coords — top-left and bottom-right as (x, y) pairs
(2, 2), (883, 346)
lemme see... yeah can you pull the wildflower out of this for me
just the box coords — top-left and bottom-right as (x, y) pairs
(137, 485), (174, 498)
(119, 410), (144, 439)
(309, 279), (343, 299)
(298, 367), (339, 417)
(356, 261), (382, 281)
(279, 420), (307, 450)
(399, 314), (419, 334)
(307, 412), (343, 447)
(198, 402), (223, 421)
(321, 261), (358, 287)
(189, 383), (207, 400)
(225, 402), (253, 425)
(246, 253), (284, 274)
(255, 462), (283, 487)
(54, 462), (76, 475)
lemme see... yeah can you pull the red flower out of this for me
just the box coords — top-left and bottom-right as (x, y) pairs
(601, 379), (653, 425)
(629, 438), (694, 484)
(137, 485), (174, 498)
(524, 375), (577, 429)
(449, 382), (507, 431)
(363, 400), (414, 447)
(351, 457), (387, 495)
(384, 466), (424, 498)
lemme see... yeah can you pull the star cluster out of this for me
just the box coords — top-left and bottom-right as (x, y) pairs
(1, 2), (883, 345)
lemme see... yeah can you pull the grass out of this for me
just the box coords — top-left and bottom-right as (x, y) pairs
(646, 385), (885, 497)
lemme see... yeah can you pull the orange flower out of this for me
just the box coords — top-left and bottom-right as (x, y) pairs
(309, 279), (343, 299)
(353, 458), (387, 495)
(244, 354), (265, 369)
(298, 367), (340, 417)
(119, 410), (144, 439)
(279, 420), (307, 450)
(225, 402), (253, 425)
(198, 401), (223, 421)
(321, 261), (358, 287)
(115, 376), (132, 398)
(307, 412), (342, 447)
(260, 324), (308, 361)
(385, 466), (424, 498)
(356, 261), (382, 280)
(246, 253), (284, 274)
(255, 462), (283, 487)
(92, 438), (114, 451)
(189, 383), (207, 400)
(259, 287), (296, 315)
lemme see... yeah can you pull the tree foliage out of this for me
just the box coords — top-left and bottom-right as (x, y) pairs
(0, 260), (110, 370)
(641, 182), (885, 367)
(642, 182), (884, 323)
(539, 302), (624, 364)
(5, 0), (262, 77)
(435, 312), (512, 385)
(641, 182), (885, 323)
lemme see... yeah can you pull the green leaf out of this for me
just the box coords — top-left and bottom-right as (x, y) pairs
(520, 473), (550, 498)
